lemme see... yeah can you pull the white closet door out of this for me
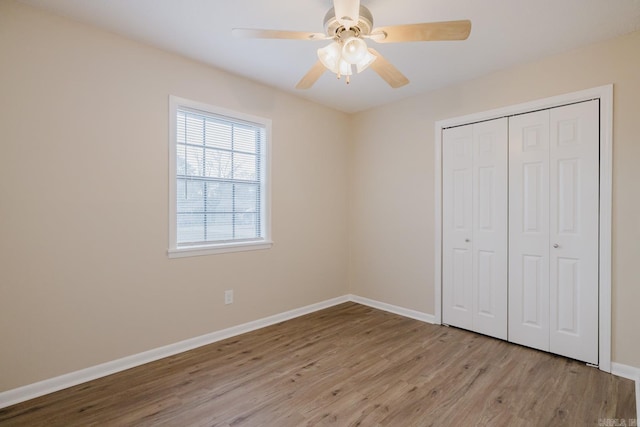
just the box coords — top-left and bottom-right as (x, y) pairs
(509, 101), (599, 363)
(509, 110), (551, 351)
(549, 100), (599, 364)
(472, 118), (508, 339)
(443, 119), (507, 339)
(443, 124), (473, 330)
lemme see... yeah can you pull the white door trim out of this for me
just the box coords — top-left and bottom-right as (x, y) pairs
(434, 84), (613, 372)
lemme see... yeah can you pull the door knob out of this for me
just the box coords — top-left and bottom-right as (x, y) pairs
(465, 239), (470, 243)
(553, 243), (560, 249)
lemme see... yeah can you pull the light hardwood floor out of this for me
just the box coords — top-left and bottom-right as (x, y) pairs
(0, 302), (635, 426)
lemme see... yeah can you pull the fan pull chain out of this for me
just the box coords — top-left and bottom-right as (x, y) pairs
(334, 71), (350, 85)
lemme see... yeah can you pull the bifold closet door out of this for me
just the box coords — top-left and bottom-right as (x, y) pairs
(509, 100), (599, 364)
(548, 101), (599, 364)
(442, 118), (508, 340)
(442, 124), (473, 331)
(508, 109), (551, 351)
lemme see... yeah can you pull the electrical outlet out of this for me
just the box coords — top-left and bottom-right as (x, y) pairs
(224, 290), (234, 305)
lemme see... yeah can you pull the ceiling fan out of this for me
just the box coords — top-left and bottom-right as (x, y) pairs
(232, 0), (471, 89)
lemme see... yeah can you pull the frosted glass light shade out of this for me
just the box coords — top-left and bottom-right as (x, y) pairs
(318, 42), (352, 76)
(337, 59), (353, 76)
(317, 42), (341, 71)
(356, 50), (377, 73)
(342, 37), (368, 64)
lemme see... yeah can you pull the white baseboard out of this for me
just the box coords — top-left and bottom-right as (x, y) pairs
(612, 362), (640, 381)
(611, 362), (640, 422)
(349, 294), (436, 324)
(0, 295), (350, 409)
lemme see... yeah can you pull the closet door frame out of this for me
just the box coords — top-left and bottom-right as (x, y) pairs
(434, 84), (613, 372)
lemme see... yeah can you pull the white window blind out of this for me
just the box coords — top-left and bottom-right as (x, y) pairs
(169, 96), (271, 257)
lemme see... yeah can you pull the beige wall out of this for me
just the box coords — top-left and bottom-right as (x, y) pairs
(350, 30), (640, 368)
(0, 1), (350, 392)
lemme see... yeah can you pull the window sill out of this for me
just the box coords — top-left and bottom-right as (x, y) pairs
(168, 240), (273, 258)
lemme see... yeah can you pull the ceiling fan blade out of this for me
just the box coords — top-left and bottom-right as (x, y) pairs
(296, 61), (327, 90)
(370, 20), (471, 43)
(367, 48), (409, 88)
(333, 0), (361, 28)
(232, 28), (327, 41)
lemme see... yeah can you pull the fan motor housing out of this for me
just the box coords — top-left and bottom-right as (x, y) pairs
(324, 5), (373, 38)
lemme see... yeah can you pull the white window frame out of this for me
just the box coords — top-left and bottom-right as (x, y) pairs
(168, 95), (272, 258)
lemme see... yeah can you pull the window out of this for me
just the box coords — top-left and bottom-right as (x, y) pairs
(168, 96), (271, 257)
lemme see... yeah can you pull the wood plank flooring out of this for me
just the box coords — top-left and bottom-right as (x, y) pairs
(0, 302), (635, 426)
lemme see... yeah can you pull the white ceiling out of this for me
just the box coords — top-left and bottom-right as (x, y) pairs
(19, 0), (640, 113)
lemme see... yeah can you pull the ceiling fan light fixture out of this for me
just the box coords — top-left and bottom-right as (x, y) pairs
(317, 42), (341, 71)
(338, 59), (353, 77)
(355, 50), (377, 73)
(318, 42), (353, 78)
(341, 36), (368, 64)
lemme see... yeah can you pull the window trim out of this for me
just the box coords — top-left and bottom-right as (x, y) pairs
(168, 95), (272, 258)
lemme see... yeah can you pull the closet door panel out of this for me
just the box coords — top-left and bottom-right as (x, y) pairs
(472, 118), (508, 340)
(549, 100), (599, 364)
(508, 110), (551, 351)
(442, 125), (473, 330)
